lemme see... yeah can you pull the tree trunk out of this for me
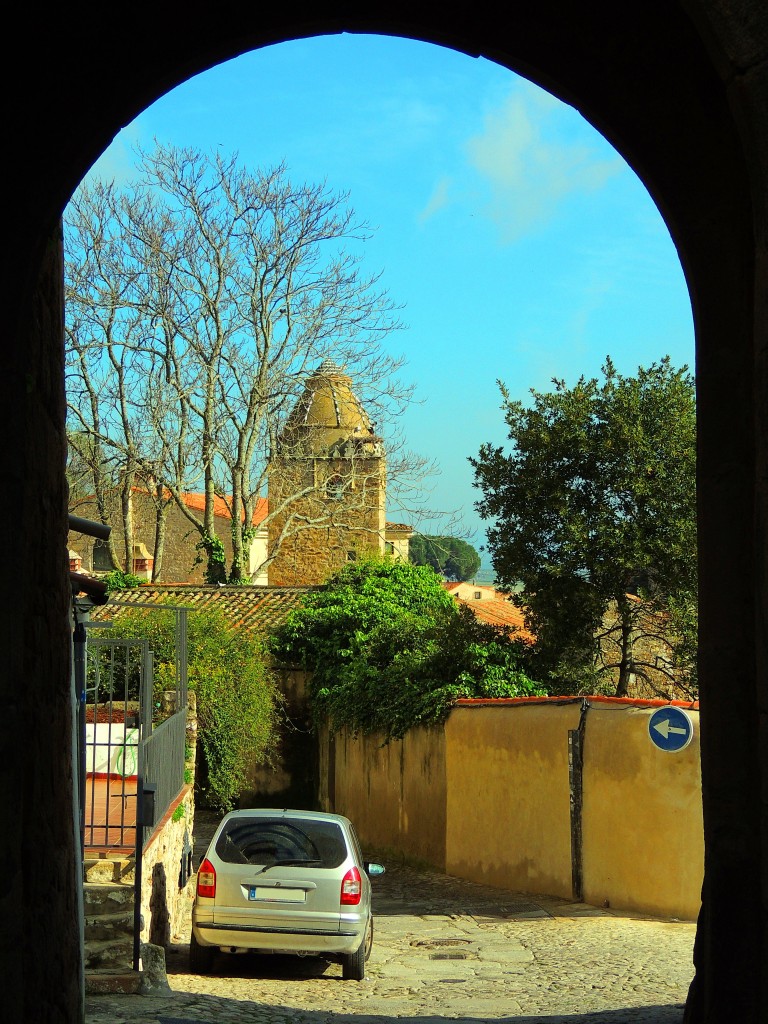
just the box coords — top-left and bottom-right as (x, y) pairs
(614, 600), (634, 697)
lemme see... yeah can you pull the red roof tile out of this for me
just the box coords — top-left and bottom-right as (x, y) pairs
(181, 494), (268, 526)
(461, 597), (535, 642)
(456, 695), (699, 710)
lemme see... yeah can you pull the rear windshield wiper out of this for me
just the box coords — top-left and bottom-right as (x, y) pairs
(255, 857), (323, 874)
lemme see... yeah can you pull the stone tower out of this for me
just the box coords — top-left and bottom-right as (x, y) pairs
(267, 360), (386, 585)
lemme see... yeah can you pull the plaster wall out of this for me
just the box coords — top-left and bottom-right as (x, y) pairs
(321, 725), (447, 868)
(581, 705), (703, 920)
(324, 699), (703, 920)
(445, 703), (579, 899)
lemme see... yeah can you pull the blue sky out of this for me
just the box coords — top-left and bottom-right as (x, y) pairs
(85, 33), (694, 577)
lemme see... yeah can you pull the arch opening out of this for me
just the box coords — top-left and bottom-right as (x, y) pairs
(7, 6), (768, 1024)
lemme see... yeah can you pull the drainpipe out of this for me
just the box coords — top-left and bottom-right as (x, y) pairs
(568, 698), (590, 902)
(72, 603), (87, 855)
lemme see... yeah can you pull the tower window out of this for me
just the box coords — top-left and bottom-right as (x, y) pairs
(327, 475), (345, 500)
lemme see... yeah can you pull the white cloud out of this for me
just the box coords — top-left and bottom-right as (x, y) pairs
(418, 176), (452, 222)
(466, 84), (623, 242)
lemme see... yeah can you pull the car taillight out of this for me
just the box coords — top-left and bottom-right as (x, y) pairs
(340, 865), (362, 905)
(197, 858), (216, 899)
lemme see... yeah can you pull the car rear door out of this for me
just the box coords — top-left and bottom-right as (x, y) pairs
(211, 816), (350, 934)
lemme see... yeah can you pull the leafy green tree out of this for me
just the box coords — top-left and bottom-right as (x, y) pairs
(271, 556), (543, 739)
(471, 357), (697, 697)
(409, 534), (482, 581)
(104, 606), (281, 812)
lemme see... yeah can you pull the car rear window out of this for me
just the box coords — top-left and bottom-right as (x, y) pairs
(215, 817), (348, 868)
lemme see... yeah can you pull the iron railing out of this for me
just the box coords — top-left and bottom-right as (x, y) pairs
(140, 709), (187, 848)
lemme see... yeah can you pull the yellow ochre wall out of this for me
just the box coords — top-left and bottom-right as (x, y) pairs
(322, 697), (703, 920)
(444, 702), (581, 899)
(580, 704), (703, 919)
(319, 725), (447, 869)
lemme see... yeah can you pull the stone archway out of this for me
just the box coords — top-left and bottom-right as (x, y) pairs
(4, 4), (767, 1021)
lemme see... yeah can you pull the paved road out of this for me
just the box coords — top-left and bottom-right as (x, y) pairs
(85, 826), (696, 1024)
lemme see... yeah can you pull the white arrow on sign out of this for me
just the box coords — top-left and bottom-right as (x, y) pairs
(653, 718), (688, 739)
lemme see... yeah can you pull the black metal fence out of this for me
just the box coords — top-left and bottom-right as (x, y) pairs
(82, 636), (150, 851)
(141, 705), (187, 848)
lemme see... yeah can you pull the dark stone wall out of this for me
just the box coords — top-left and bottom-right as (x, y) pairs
(1, 230), (82, 1020)
(3, 3), (768, 1021)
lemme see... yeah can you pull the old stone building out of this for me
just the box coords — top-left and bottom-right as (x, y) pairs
(267, 360), (397, 585)
(68, 362), (410, 585)
(69, 490), (269, 584)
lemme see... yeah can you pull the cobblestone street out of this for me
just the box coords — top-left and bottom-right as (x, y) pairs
(85, 811), (696, 1024)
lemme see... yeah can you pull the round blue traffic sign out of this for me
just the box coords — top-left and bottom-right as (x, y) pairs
(648, 706), (694, 752)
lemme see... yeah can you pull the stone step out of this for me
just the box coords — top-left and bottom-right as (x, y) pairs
(84, 937), (135, 972)
(83, 881), (134, 915)
(83, 857), (135, 884)
(84, 909), (135, 942)
(84, 970), (141, 995)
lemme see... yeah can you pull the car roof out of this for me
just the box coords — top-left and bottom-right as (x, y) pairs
(217, 808), (353, 828)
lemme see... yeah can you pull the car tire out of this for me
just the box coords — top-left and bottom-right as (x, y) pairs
(189, 932), (215, 974)
(342, 917), (372, 981)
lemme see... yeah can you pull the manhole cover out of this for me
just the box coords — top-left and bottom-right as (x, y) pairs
(411, 937), (471, 947)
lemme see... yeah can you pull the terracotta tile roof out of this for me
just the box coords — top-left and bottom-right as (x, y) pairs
(385, 522), (413, 533)
(461, 597), (535, 643)
(441, 582), (533, 641)
(91, 584), (313, 634)
(181, 494), (268, 526)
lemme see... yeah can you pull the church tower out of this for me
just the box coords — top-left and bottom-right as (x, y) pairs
(267, 360), (386, 586)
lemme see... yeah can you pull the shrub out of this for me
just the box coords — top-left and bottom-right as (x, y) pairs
(102, 606), (281, 813)
(271, 556), (543, 739)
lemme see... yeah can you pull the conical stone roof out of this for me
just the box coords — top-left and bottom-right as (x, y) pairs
(280, 361), (379, 453)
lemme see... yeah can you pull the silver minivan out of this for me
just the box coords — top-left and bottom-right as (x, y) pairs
(190, 808), (385, 979)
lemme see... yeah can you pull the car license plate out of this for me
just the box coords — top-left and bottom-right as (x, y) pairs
(249, 886), (305, 902)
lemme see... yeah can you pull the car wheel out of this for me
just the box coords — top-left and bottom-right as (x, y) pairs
(189, 932), (215, 974)
(342, 918), (372, 981)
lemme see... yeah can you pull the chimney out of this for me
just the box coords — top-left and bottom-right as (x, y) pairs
(132, 542), (154, 580)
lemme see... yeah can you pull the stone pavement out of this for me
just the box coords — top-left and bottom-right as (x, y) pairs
(85, 827), (696, 1024)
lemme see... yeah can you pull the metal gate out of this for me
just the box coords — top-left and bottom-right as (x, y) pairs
(80, 636), (153, 854)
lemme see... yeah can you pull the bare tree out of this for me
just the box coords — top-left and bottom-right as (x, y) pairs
(65, 143), (435, 582)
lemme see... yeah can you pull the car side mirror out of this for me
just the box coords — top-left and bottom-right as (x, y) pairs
(365, 862), (385, 877)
